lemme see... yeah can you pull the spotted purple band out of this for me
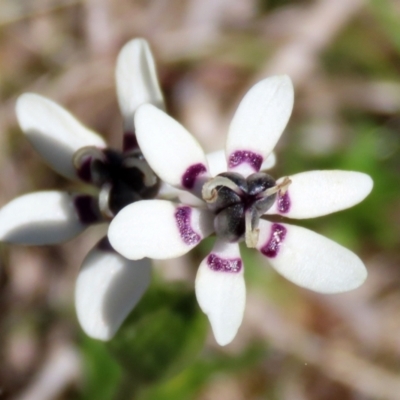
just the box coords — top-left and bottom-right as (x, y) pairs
(181, 163), (207, 190)
(207, 253), (242, 273)
(277, 191), (291, 214)
(260, 223), (287, 258)
(175, 206), (201, 245)
(228, 150), (263, 172)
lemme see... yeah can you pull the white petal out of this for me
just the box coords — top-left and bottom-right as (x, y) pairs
(256, 220), (367, 293)
(206, 149), (276, 177)
(195, 240), (245, 346)
(75, 238), (151, 340)
(16, 94), (106, 180)
(156, 182), (182, 199)
(158, 183), (205, 207)
(226, 76), (293, 176)
(135, 104), (210, 195)
(116, 38), (165, 132)
(261, 152), (276, 171)
(0, 191), (89, 245)
(266, 171), (373, 218)
(108, 199), (214, 260)
(205, 149), (228, 177)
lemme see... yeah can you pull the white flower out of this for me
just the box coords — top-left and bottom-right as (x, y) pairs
(108, 75), (373, 346)
(0, 38), (165, 341)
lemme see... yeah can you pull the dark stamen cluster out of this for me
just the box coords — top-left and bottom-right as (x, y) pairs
(209, 172), (277, 242)
(75, 147), (160, 217)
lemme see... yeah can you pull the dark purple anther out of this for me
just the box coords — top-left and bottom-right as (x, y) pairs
(175, 206), (201, 245)
(261, 223), (287, 258)
(74, 195), (100, 224)
(278, 191), (291, 214)
(207, 253), (242, 273)
(123, 132), (139, 152)
(76, 156), (92, 183)
(181, 163), (207, 190)
(228, 150), (263, 172)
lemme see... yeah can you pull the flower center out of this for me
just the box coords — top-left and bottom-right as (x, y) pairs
(202, 172), (291, 247)
(73, 146), (160, 218)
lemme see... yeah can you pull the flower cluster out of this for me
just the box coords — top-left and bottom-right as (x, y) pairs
(0, 38), (166, 340)
(108, 75), (373, 345)
(0, 38), (373, 347)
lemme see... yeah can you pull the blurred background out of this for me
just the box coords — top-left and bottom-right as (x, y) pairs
(1, 0), (400, 399)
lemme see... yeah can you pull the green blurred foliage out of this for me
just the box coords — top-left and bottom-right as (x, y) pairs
(370, 0), (400, 54)
(139, 344), (268, 400)
(108, 283), (207, 384)
(322, 20), (400, 79)
(79, 336), (122, 400)
(80, 283), (208, 399)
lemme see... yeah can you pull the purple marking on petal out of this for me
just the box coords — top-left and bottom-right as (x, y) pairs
(175, 206), (201, 245)
(278, 191), (291, 214)
(181, 163), (207, 190)
(207, 253), (242, 273)
(74, 195), (100, 225)
(261, 223), (287, 258)
(76, 156), (92, 183)
(228, 150), (263, 172)
(123, 132), (139, 152)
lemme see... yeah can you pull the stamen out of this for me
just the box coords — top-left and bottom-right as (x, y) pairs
(261, 176), (291, 197)
(202, 176), (242, 203)
(73, 146), (106, 170)
(245, 209), (259, 248)
(98, 183), (114, 219)
(123, 157), (158, 187)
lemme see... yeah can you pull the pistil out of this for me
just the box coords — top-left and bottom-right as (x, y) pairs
(245, 209), (259, 248)
(202, 172), (291, 247)
(202, 176), (243, 202)
(98, 183), (114, 219)
(261, 176), (291, 197)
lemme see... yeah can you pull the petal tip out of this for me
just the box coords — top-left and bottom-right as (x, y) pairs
(15, 93), (41, 126)
(122, 37), (149, 50)
(136, 102), (157, 116)
(116, 39), (164, 128)
(214, 334), (234, 346)
(346, 262), (368, 292)
(264, 74), (293, 89)
(278, 74), (294, 97)
(78, 320), (114, 341)
(134, 103), (160, 128)
(279, 74), (293, 83)
(315, 255), (368, 294)
(362, 173), (374, 196)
